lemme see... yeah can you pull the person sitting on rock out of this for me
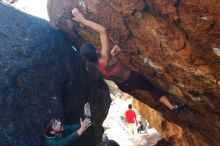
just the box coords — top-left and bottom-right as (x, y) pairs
(71, 8), (185, 115)
(44, 103), (91, 146)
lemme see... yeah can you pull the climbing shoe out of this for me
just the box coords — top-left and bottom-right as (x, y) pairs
(172, 103), (186, 115)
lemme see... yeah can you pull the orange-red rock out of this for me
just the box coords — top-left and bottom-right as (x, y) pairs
(48, 0), (220, 145)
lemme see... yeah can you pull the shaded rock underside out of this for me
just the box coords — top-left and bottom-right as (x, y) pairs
(0, 2), (110, 146)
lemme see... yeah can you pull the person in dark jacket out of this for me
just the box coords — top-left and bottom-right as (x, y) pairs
(44, 103), (91, 146)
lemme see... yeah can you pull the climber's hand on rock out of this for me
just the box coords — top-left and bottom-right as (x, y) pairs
(111, 45), (121, 56)
(72, 8), (86, 23)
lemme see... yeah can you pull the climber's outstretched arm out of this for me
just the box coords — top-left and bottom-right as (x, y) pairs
(72, 8), (110, 67)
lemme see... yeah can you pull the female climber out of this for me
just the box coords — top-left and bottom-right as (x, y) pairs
(72, 8), (185, 115)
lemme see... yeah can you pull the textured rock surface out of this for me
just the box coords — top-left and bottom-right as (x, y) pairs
(0, 2), (110, 146)
(47, 0), (220, 146)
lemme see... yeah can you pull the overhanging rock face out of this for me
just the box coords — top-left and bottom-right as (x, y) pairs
(0, 2), (110, 146)
(48, 0), (220, 146)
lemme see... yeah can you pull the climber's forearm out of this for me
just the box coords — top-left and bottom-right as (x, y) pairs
(81, 19), (106, 34)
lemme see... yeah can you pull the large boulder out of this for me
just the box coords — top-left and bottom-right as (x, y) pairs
(0, 2), (110, 146)
(47, 0), (220, 146)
